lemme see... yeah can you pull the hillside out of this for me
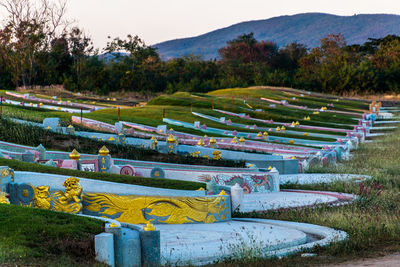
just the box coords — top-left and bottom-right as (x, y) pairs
(153, 13), (400, 60)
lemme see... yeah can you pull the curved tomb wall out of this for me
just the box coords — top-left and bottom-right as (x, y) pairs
(8, 172), (231, 225)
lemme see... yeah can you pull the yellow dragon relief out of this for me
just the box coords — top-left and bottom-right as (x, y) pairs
(32, 177), (83, 214)
(0, 192), (10, 204)
(1, 168), (10, 177)
(83, 193), (228, 224)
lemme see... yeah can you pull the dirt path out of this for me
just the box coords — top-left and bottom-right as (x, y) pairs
(321, 253), (400, 267)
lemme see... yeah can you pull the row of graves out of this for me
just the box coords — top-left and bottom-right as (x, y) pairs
(0, 92), (397, 266)
(1, 91), (105, 113)
(1, 99), (387, 195)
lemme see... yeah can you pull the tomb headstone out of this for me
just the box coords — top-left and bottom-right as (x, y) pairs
(22, 151), (34, 163)
(98, 146), (112, 173)
(166, 135), (178, 154)
(117, 133), (126, 145)
(43, 118), (61, 132)
(66, 125), (75, 135)
(115, 122), (123, 133)
(34, 144), (46, 160)
(231, 183), (243, 212)
(157, 125), (167, 133)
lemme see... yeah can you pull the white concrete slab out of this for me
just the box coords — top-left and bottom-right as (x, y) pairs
(155, 218), (348, 265)
(374, 120), (400, 124)
(158, 221), (307, 265)
(366, 133), (385, 138)
(371, 126), (397, 130)
(280, 173), (369, 185)
(240, 191), (341, 212)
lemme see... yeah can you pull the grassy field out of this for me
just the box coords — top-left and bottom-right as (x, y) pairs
(0, 204), (104, 266)
(1, 104), (72, 124)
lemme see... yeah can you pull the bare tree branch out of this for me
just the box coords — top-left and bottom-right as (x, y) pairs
(0, 0), (74, 87)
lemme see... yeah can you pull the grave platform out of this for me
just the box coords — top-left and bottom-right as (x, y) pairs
(156, 218), (347, 265)
(279, 173), (369, 185)
(240, 190), (354, 213)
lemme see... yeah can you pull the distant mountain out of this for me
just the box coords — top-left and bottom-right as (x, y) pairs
(98, 52), (128, 62)
(153, 13), (400, 60)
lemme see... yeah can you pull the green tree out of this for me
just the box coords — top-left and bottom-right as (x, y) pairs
(67, 27), (95, 91)
(0, 0), (69, 87)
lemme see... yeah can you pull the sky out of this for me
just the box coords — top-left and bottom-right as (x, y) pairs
(2, 0), (400, 49)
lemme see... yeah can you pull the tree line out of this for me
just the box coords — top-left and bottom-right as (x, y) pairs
(1, 0), (400, 95)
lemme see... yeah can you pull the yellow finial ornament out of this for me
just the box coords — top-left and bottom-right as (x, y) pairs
(144, 222), (156, 231)
(167, 134), (175, 143)
(197, 138), (205, 146)
(69, 149), (80, 160)
(99, 146), (110, 156)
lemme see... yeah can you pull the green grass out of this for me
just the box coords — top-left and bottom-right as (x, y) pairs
(0, 204), (104, 266)
(2, 104), (72, 124)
